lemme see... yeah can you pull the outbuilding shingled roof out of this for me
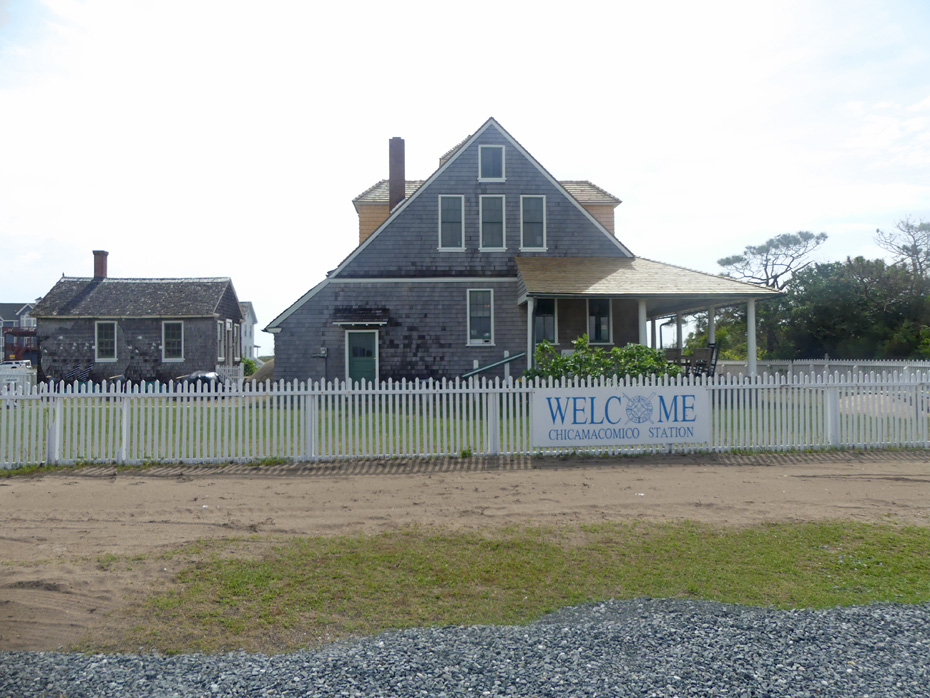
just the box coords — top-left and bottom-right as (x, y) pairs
(31, 277), (237, 318)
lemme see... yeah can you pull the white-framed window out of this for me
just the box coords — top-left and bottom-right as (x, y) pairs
(162, 321), (184, 362)
(588, 298), (612, 344)
(521, 195), (546, 250)
(217, 320), (225, 361)
(234, 323), (241, 361)
(467, 289), (494, 346)
(439, 195), (465, 250)
(95, 321), (117, 362)
(478, 145), (505, 181)
(479, 195), (505, 250)
(534, 298), (557, 344)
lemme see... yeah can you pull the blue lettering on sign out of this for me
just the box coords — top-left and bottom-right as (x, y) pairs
(572, 397), (587, 424)
(546, 397), (570, 424)
(546, 395), (625, 426)
(658, 395), (697, 423)
(605, 395), (623, 424)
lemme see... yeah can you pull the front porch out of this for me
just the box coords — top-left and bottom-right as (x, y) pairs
(515, 256), (780, 375)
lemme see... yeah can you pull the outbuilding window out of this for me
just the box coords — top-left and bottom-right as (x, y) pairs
(162, 321), (184, 361)
(95, 321), (117, 362)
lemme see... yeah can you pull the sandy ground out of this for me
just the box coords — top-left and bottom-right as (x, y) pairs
(2, 450), (930, 652)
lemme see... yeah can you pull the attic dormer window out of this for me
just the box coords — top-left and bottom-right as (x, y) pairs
(479, 145), (505, 181)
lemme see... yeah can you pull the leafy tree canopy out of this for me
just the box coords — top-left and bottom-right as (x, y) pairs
(718, 231), (828, 290)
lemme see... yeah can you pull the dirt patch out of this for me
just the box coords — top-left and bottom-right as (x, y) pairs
(2, 450), (930, 651)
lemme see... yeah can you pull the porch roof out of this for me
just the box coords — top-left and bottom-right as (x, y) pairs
(515, 256), (780, 317)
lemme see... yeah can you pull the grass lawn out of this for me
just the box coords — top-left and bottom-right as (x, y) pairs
(92, 520), (930, 654)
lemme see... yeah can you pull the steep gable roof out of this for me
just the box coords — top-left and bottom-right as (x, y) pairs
(330, 117), (632, 277)
(32, 277), (237, 318)
(0, 303), (31, 321)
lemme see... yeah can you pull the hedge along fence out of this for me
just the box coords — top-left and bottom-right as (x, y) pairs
(2, 371), (930, 468)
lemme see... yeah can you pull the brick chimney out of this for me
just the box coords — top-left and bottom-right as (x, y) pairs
(388, 137), (405, 211)
(93, 250), (108, 279)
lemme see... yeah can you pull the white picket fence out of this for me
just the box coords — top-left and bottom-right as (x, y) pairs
(2, 372), (930, 468)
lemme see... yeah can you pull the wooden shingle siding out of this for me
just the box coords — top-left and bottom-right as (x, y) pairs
(38, 317), (222, 383)
(273, 280), (526, 382)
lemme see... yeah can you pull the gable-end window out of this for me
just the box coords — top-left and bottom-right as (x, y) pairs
(439, 195), (464, 249)
(534, 298), (557, 344)
(468, 289), (494, 345)
(521, 195), (546, 250)
(217, 320), (225, 361)
(588, 299), (612, 344)
(95, 321), (117, 362)
(480, 195), (505, 250)
(479, 145), (505, 181)
(162, 321), (184, 361)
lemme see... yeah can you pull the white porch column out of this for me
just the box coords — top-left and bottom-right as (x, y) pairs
(526, 297), (535, 369)
(708, 306), (716, 345)
(746, 298), (757, 375)
(675, 314), (683, 348)
(638, 299), (648, 345)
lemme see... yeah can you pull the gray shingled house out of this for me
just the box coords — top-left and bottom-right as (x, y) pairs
(267, 118), (779, 383)
(32, 251), (243, 383)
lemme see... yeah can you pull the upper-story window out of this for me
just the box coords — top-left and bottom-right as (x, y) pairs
(480, 195), (505, 250)
(162, 321), (184, 361)
(439, 195), (465, 250)
(95, 321), (117, 362)
(479, 145), (505, 181)
(521, 195), (546, 250)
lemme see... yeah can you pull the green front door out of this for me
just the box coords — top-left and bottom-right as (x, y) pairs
(347, 331), (377, 385)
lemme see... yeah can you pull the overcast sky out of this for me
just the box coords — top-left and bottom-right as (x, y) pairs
(2, 0), (929, 355)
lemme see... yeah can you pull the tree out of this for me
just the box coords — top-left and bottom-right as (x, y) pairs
(704, 231), (828, 359)
(717, 231), (828, 290)
(874, 217), (930, 293)
(780, 258), (929, 359)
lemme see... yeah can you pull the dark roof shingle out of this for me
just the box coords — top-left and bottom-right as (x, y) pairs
(31, 278), (235, 318)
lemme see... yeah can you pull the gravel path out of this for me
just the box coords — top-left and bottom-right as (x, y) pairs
(2, 598), (929, 697)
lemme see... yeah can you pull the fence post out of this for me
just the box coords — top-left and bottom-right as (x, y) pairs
(46, 397), (62, 464)
(825, 382), (840, 447)
(487, 386), (501, 456)
(303, 390), (318, 461)
(118, 395), (129, 463)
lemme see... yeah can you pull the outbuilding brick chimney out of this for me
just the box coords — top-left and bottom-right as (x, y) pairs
(93, 250), (108, 279)
(388, 137), (405, 212)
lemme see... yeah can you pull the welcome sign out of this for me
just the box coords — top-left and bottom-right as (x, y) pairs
(531, 386), (711, 448)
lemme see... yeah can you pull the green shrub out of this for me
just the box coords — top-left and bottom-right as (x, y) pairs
(525, 335), (681, 381)
(242, 358), (258, 377)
